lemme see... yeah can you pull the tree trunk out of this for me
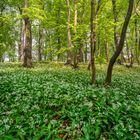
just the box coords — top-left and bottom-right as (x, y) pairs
(130, 45), (134, 67)
(126, 40), (130, 63)
(135, 19), (139, 65)
(66, 0), (72, 65)
(18, 8), (23, 61)
(38, 24), (43, 61)
(121, 51), (126, 64)
(78, 2), (85, 63)
(73, 0), (78, 69)
(105, 0), (134, 85)
(56, 5), (61, 61)
(88, 0), (101, 71)
(79, 46), (84, 62)
(23, 0), (32, 68)
(85, 42), (88, 63)
(139, 30), (140, 51)
(90, 0), (96, 84)
(78, 39), (84, 62)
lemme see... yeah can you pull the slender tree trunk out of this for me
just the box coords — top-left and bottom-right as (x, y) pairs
(56, 5), (61, 61)
(139, 30), (140, 51)
(73, 0), (78, 69)
(23, 0), (32, 68)
(138, 30), (140, 63)
(78, 2), (85, 63)
(130, 45), (134, 67)
(97, 34), (100, 56)
(18, 9), (23, 61)
(66, 0), (72, 64)
(38, 24), (43, 61)
(135, 19), (139, 64)
(126, 40), (130, 63)
(121, 51), (126, 64)
(79, 45), (84, 62)
(85, 42), (88, 63)
(88, 0), (101, 71)
(90, 0), (96, 84)
(105, 0), (134, 85)
(78, 38), (84, 62)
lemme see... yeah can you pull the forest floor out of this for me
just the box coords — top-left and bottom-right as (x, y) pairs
(0, 62), (140, 139)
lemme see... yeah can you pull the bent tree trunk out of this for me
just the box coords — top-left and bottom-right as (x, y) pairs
(105, 0), (134, 85)
(23, 0), (32, 68)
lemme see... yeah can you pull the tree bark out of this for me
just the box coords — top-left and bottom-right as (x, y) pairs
(126, 40), (130, 63)
(18, 8), (24, 61)
(66, 0), (72, 64)
(105, 0), (134, 85)
(79, 45), (84, 62)
(135, 19), (139, 64)
(88, 0), (101, 71)
(90, 0), (96, 84)
(73, 0), (78, 69)
(38, 24), (43, 61)
(23, 0), (32, 68)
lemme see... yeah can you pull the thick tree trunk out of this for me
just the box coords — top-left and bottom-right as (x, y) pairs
(90, 0), (96, 84)
(23, 0), (32, 68)
(105, 0), (134, 85)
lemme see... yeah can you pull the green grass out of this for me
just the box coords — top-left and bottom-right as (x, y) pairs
(0, 62), (140, 140)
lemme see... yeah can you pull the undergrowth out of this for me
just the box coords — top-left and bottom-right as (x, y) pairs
(0, 62), (140, 139)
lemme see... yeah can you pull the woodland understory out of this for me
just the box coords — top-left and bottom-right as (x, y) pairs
(0, 0), (140, 139)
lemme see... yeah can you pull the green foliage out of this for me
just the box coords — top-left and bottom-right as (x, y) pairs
(0, 63), (140, 139)
(96, 56), (106, 64)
